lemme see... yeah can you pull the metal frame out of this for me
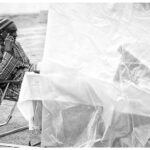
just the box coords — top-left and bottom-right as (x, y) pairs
(0, 80), (28, 137)
(0, 142), (30, 148)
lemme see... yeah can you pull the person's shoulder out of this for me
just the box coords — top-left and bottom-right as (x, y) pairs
(14, 41), (23, 49)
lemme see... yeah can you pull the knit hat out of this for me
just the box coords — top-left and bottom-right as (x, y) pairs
(0, 18), (13, 32)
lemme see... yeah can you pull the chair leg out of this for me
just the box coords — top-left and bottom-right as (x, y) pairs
(28, 129), (41, 147)
(0, 97), (28, 138)
(0, 126), (28, 138)
(0, 83), (10, 105)
(29, 141), (41, 147)
(0, 81), (29, 138)
(0, 102), (17, 127)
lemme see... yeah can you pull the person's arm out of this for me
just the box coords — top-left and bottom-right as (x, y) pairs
(0, 35), (22, 80)
(0, 51), (22, 80)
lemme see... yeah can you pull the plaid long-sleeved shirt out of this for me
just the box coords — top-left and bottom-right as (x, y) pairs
(0, 41), (31, 81)
(0, 51), (22, 80)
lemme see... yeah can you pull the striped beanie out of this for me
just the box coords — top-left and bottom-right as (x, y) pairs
(0, 18), (13, 32)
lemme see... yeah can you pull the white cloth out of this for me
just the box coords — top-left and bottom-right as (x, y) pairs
(18, 3), (150, 147)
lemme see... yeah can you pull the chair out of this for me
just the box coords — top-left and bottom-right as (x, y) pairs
(0, 79), (28, 138)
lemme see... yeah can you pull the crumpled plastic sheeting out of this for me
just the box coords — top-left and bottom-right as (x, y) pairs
(18, 3), (150, 147)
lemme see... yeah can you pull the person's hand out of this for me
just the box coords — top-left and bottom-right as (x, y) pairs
(34, 70), (40, 74)
(4, 34), (14, 53)
(33, 64), (40, 74)
(30, 64), (40, 74)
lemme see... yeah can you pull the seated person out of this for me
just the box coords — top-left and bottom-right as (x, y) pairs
(0, 18), (37, 101)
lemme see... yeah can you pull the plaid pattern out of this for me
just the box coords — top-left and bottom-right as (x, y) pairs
(0, 43), (4, 62)
(5, 68), (28, 101)
(0, 52), (22, 80)
(0, 45), (3, 62)
(13, 41), (31, 69)
(0, 41), (32, 101)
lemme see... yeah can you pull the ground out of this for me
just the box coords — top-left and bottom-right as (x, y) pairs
(0, 12), (48, 146)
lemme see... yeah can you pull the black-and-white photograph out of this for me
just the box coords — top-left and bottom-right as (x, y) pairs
(0, 2), (150, 148)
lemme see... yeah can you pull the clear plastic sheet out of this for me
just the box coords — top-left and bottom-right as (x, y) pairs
(18, 3), (150, 147)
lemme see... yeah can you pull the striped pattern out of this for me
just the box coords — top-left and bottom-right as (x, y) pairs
(0, 52), (21, 80)
(0, 18), (13, 31)
(0, 45), (3, 62)
(13, 41), (31, 69)
(0, 41), (32, 101)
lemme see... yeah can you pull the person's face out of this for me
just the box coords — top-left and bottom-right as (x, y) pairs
(5, 23), (18, 40)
